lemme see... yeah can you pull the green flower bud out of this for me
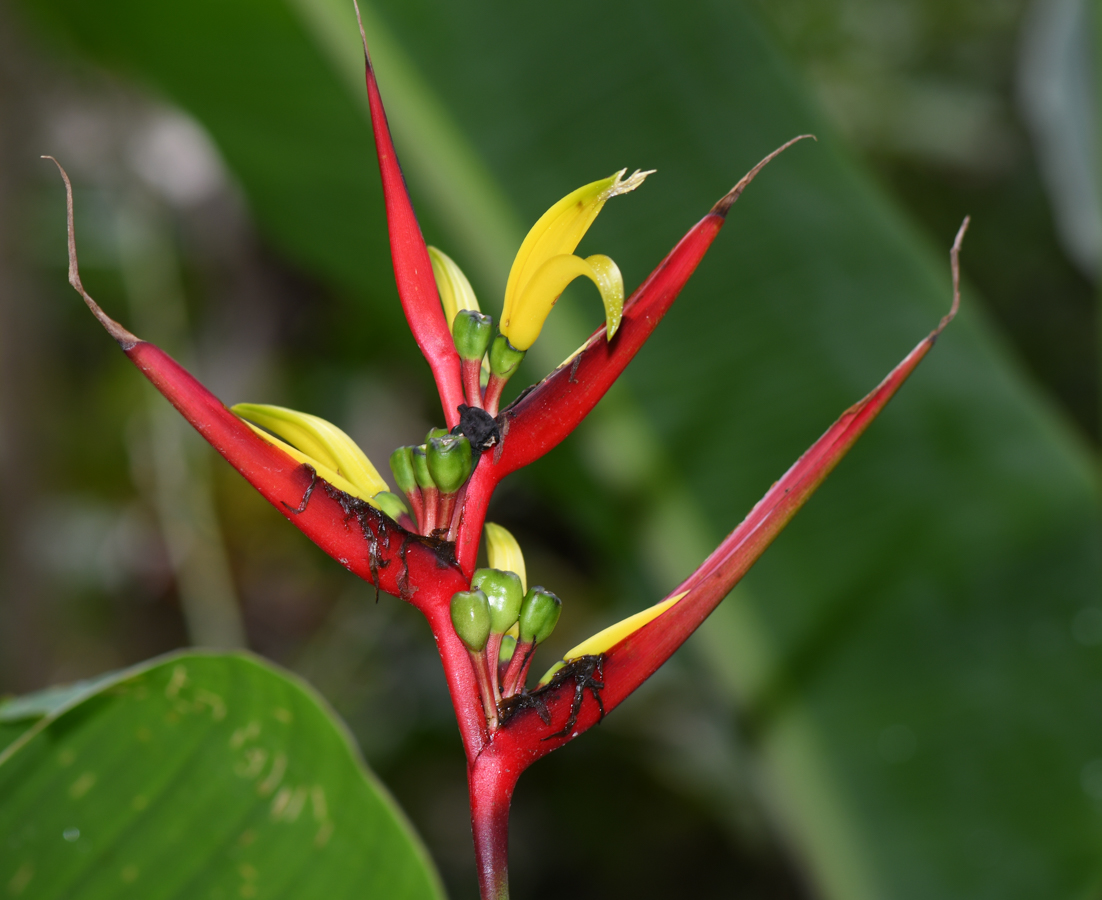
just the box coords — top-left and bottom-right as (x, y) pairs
(518, 586), (561, 645)
(389, 446), (417, 495)
(471, 568), (524, 634)
(371, 491), (408, 521)
(450, 589), (491, 652)
(452, 309), (494, 361)
(488, 333), (525, 379)
(425, 427), (450, 442)
(499, 634), (517, 665)
(411, 445), (435, 490)
(426, 435), (472, 494)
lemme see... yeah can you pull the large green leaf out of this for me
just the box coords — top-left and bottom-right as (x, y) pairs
(0, 652), (443, 899)
(17, 1), (1102, 898)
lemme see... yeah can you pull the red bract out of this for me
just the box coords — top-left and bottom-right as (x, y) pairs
(49, 17), (967, 895)
(362, 57), (465, 431)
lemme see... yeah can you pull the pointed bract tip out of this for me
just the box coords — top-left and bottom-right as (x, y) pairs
(935, 216), (970, 336)
(43, 156), (140, 350)
(352, 0), (372, 68)
(711, 134), (816, 217)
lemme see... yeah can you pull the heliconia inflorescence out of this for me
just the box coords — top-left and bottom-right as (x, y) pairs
(45, 6), (968, 895)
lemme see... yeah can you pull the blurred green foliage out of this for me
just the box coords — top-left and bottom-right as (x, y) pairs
(1, 0), (1100, 898)
(0, 653), (443, 898)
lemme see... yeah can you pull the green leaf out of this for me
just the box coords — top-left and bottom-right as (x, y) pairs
(0, 652), (443, 899)
(17, 1), (1102, 898)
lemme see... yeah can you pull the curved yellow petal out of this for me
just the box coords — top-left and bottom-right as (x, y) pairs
(536, 591), (688, 687)
(428, 246), (480, 327)
(501, 168), (651, 344)
(232, 403), (387, 498)
(499, 252), (623, 351)
(483, 522), (527, 593)
(240, 421), (376, 505)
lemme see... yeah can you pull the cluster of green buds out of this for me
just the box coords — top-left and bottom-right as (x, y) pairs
(389, 427), (473, 537)
(449, 523), (561, 727)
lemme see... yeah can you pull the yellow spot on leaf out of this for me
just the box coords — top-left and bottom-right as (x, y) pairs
(269, 787), (293, 820)
(283, 786), (307, 822)
(69, 772), (96, 800)
(7, 863), (33, 896)
(230, 721), (261, 750)
(315, 821), (334, 848)
(120, 865), (139, 884)
(131, 795), (148, 811)
(195, 690), (226, 721)
(164, 665), (187, 699)
(135, 727), (152, 742)
(310, 786), (328, 822)
(238, 829), (257, 847)
(238, 864), (257, 881)
(235, 748), (267, 780)
(272, 707), (292, 724)
(257, 753), (286, 797)
(56, 749), (75, 768)
(239, 884), (256, 899)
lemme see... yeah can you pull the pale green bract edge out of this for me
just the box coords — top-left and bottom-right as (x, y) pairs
(0, 671), (121, 723)
(282, 1), (885, 895)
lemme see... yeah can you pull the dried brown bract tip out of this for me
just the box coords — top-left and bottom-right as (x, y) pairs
(711, 134), (816, 217)
(42, 156), (140, 350)
(936, 216), (970, 336)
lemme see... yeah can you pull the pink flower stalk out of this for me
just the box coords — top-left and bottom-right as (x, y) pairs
(46, 17), (967, 897)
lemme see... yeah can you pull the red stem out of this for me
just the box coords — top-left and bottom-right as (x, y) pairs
(438, 492), (457, 534)
(455, 455), (498, 576)
(470, 648), (499, 730)
(469, 754), (519, 900)
(420, 486), (439, 535)
(484, 633), (504, 703)
(483, 372), (508, 417)
(499, 640), (535, 698)
(462, 358), (484, 408)
(407, 485), (424, 532)
(424, 602), (489, 760)
(447, 482), (469, 541)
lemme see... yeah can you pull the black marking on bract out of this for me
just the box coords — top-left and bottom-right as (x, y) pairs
(322, 483), (459, 604)
(507, 384), (537, 410)
(569, 354), (582, 384)
(493, 414), (511, 465)
(543, 655), (605, 739)
(498, 655), (606, 737)
(320, 483), (400, 603)
(397, 534), (416, 601)
(282, 466), (319, 515)
(456, 404), (500, 453)
(498, 689), (551, 727)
